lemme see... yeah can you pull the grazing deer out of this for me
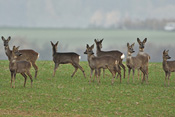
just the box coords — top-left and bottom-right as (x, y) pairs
(126, 43), (149, 84)
(94, 39), (125, 78)
(9, 46), (33, 88)
(84, 44), (121, 84)
(2, 36), (39, 79)
(50, 41), (86, 78)
(162, 50), (175, 86)
(137, 38), (150, 80)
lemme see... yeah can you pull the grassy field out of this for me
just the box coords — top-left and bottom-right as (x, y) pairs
(0, 60), (175, 116)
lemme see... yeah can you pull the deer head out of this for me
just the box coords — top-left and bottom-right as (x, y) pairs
(137, 38), (147, 51)
(12, 46), (22, 58)
(163, 50), (171, 60)
(84, 44), (94, 55)
(2, 36), (11, 47)
(94, 39), (104, 49)
(127, 43), (135, 55)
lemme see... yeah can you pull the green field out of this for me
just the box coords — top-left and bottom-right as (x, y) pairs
(1, 28), (175, 49)
(0, 60), (175, 116)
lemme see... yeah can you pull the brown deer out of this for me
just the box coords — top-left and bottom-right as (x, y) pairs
(9, 46), (33, 88)
(84, 44), (121, 84)
(162, 50), (175, 86)
(126, 43), (149, 84)
(2, 36), (39, 78)
(137, 38), (150, 80)
(50, 41), (86, 78)
(94, 39), (125, 78)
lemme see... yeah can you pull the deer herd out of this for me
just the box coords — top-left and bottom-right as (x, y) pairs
(1, 36), (174, 88)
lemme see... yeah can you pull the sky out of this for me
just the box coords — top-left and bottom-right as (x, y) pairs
(0, 0), (175, 28)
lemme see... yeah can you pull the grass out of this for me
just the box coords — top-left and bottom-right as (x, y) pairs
(0, 60), (175, 116)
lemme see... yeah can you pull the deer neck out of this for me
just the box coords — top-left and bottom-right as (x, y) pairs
(4, 46), (12, 60)
(96, 45), (102, 54)
(87, 54), (95, 62)
(127, 51), (132, 58)
(163, 59), (169, 70)
(139, 48), (144, 52)
(52, 48), (57, 56)
(9, 57), (17, 70)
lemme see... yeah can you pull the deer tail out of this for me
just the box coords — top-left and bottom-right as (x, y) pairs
(121, 53), (125, 59)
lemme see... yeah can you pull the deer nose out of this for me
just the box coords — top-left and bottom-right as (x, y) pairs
(84, 52), (87, 54)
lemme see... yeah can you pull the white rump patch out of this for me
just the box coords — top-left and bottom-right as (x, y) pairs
(79, 56), (81, 60)
(115, 60), (118, 64)
(121, 54), (125, 59)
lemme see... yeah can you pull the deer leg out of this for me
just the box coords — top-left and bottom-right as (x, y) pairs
(98, 69), (101, 83)
(127, 68), (131, 83)
(138, 69), (140, 80)
(71, 66), (78, 77)
(93, 69), (97, 82)
(140, 68), (145, 84)
(132, 69), (135, 83)
(168, 72), (171, 86)
(103, 69), (105, 78)
(76, 63), (86, 78)
(119, 62), (125, 79)
(26, 71), (33, 88)
(32, 62), (38, 79)
(53, 63), (59, 77)
(11, 72), (14, 88)
(164, 72), (168, 86)
(13, 73), (16, 88)
(21, 73), (27, 87)
(89, 69), (93, 83)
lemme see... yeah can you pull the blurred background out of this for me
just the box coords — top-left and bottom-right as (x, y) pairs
(0, 0), (175, 62)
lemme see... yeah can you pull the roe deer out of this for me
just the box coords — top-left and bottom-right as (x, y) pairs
(84, 44), (121, 84)
(126, 43), (149, 84)
(94, 39), (125, 78)
(137, 38), (150, 80)
(9, 46), (33, 88)
(162, 50), (175, 86)
(2, 36), (39, 79)
(50, 41), (86, 78)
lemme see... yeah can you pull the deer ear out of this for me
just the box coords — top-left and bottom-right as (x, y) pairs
(94, 39), (97, 43)
(131, 43), (135, 47)
(137, 38), (141, 44)
(91, 44), (94, 49)
(86, 44), (89, 48)
(127, 43), (129, 47)
(55, 41), (59, 46)
(167, 50), (169, 52)
(8, 36), (11, 41)
(50, 41), (54, 46)
(16, 46), (20, 50)
(1, 36), (5, 41)
(143, 38), (147, 43)
(100, 38), (104, 42)
(163, 50), (166, 54)
(13, 46), (16, 50)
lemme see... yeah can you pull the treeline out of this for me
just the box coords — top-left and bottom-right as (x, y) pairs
(89, 19), (175, 30)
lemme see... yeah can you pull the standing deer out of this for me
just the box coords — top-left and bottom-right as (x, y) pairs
(50, 41), (86, 78)
(137, 38), (150, 80)
(162, 50), (175, 86)
(9, 46), (33, 88)
(84, 44), (121, 84)
(2, 36), (39, 78)
(127, 43), (142, 83)
(94, 39), (125, 78)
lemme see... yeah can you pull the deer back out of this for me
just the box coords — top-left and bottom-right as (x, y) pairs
(53, 52), (80, 64)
